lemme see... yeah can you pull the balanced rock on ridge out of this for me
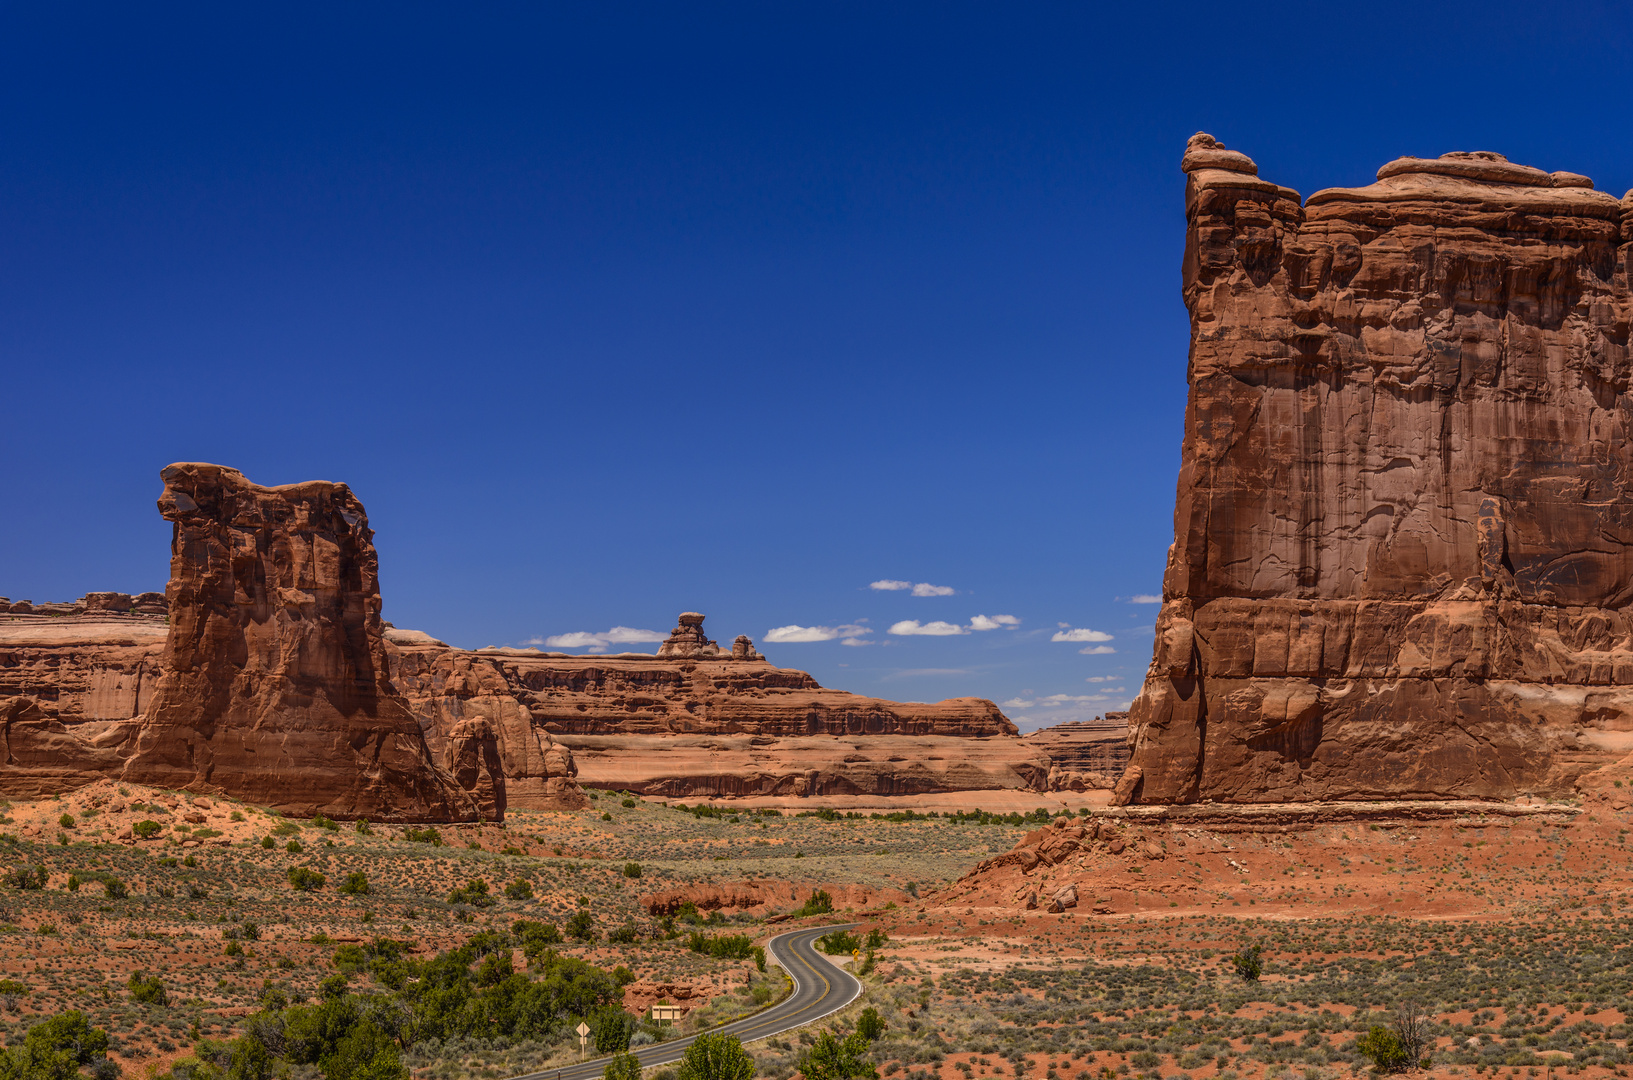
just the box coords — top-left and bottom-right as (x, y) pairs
(1123, 137), (1633, 804)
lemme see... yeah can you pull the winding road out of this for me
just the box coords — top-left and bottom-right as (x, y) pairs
(511, 924), (863, 1080)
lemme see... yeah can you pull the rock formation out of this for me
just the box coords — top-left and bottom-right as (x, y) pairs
(118, 463), (480, 820)
(656, 613), (723, 659)
(1124, 136), (1633, 804)
(1023, 714), (1131, 791)
(388, 619), (1040, 798)
(387, 645), (589, 812)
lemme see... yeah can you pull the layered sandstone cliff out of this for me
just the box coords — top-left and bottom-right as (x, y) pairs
(388, 623), (1042, 798)
(1024, 715), (1130, 791)
(1123, 136), (1633, 805)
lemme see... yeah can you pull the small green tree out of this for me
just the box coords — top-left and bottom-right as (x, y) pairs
(856, 1007), (887, 1041)
(6, 865), (47, 891)
(796, 890), (834, 916)
(801, 1030), (878, 1080)
(132, 820), (163, 839)
(1231, 944), (1263, 981)
(288, 867), (326, 892)
(566, 909), (596, 941)
(1357, 1026), (1408, 1073)
(504, 879), (534, 901)
(260, 836), (275, 850)
(7, 1010), (110, 1080)
(57, 814), (75, 830)
(677, 1032), (755, 1080)
(100, 876), (127, 900)
(128, 970), (167, 1006)
(338, 872), (370, 896)
(593, 1007), (636, 1053)
(605, 1052), (643, 1080)
(448, 879), (494, 906)
(623, 862), (643, 879)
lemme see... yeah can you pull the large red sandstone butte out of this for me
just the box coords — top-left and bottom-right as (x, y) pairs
(1123, 136), (1633, 805)
(0, 464), (486, 821)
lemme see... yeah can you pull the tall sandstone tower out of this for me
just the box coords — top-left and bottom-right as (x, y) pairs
(1121, 136), (1633, 804)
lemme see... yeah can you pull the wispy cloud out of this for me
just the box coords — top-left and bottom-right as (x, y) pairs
(883, 667), (972, 679)
(541, 626), (664, 650)
(764, 621), (874, 644)
(888, 620), (968, 636)
(1078, 644), (1117, 655)
(1085, 676), (1120, 683)
(1129, 594), (1162, 604)
(1051, 628), (1113, 643)
(869, 579), (955, 596)
(967, 614), (1020, 631)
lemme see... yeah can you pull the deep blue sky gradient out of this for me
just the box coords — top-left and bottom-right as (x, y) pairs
(3, 2), (1630, 728)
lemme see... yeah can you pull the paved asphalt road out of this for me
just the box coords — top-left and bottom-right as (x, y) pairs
(511, 924), (862, 1080)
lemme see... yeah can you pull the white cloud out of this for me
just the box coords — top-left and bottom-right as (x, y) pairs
(1079, 645), (1117, 655)
(544, 631), (608, 648)
(870, 579), (912, 591)
(888, 620), (968, 636)
(603, 626), (666, 643)
(1051, 628), (1113, 643)
(967, 614), (1020, 631)
(841, 637), (872, 647)
(911, 583), (956, 597)
(1129, 594), (1162, 604)
(763, 621), (873, 644)
(542, 626), (664, 649)
(1001, 697), (1035, 709)
(764, 624), (840, 643)
(1085, 676), (1115, 683)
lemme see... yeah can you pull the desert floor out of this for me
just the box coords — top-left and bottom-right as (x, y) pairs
(2, 778), (1632, 1080)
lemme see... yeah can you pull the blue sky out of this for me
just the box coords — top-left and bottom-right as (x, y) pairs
(2, 2), (1629, 730)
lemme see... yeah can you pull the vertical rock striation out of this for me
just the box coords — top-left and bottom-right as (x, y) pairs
(1124, 136), (1633, 804)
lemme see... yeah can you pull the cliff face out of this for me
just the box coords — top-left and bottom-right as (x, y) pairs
(1123, 136), (1633, 804)
(388, 640), (1038, 798)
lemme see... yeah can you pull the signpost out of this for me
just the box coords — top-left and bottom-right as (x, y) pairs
(576, 1021), (590, 1054)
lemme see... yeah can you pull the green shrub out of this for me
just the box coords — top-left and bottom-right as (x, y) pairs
(65, 874), (79, 892)
(100, 876), (128, 900)
(593, 1006), (636, 1052)
(260, 835), (275, 849)
(608, 922), (638, 944)
(816, 930), (861, 956)
(623, 862), (643, 879)
(448, 879), (494, 906)
(6, 865), (46, 891)
(404, 826), (442, 846)
(801, 1030), (879, 1080)
(1357, 1026), (1408, 1072)
(354, 818), (372, 835)
(128, 970), (167, 1006)
(678, 1032), (755, 1080)
(288, 867), (326, 892)
(339, 872), (370, 896)
(688, 933), (756, 959)
(605, 1052), (643, 1080)
(621, 798), (637, 809)
(1232, 944), (1263, 981)
(504, 878), (534, 901)
(57, 814), (75, 830)
(795, 890), (833, 917)
(566, 909), (596, 941)
(856, 1007), (886, 1041)
(285, 839), (303, 853)
(312, 815), (341, 831)
(132, 820), (163, 839)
